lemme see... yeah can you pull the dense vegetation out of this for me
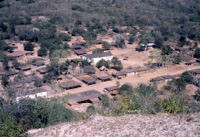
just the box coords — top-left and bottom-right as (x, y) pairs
(0, 98), (86, 137)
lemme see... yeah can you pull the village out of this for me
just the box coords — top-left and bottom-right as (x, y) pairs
(0, 28), (200, 112)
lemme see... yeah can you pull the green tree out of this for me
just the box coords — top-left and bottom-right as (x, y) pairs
(38, 48), (47, 57)
(1, 75), (9, 87)
(194, 48), (200, 58)
(111, 57), (123, 71)
(161, 46), (173, 55)
(24, 42), (34, 51)
(128, 35), (135, 44)
(96, 59), (109, 68)
(118, 84), (133, 95)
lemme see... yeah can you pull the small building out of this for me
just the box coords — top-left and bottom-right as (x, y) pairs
(94, 73), (112, 82)
(74, 48), (86, 55)
(104, 86), (118, 92)
(68, 90), (101, 106)
(83, 66), (96, 74)
(32, 61), (45, 67)
(60, 80), (81, 90)
(150, 75), (178, 84)
(82, 52), (113, 63)
(25, 51), (34, 56)
(16, 65), (32, 71)
(5, 71), (18, 76)
(79, 75), (96, 85)
(36, 67), (48, 74)
(189, 69), (200, 74)
(16, 88), (48, 102)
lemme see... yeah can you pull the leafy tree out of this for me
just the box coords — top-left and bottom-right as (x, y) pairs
(0, 111), (23, 137)
(102, 42), (111, 50)
(72, 27), (85, 36)
(174, 78), (187, 92)
(0, 40), (12, 51)
(38, 48), (47, 57)
(194, 48), (200, 58)
(58, 33), (71, 41)
(161, 45), (173, 55)
(2, 56), (9, 70)
(128, 35), (135, 44)
(154, 37), (163, 48)
(96, 59), (109, 68)
(181, 72), (194, 84)
(24, 42), (34, 51)
(1, 75), (9, 87)
(12, 60), (20, 69)
(111, 57), (123, 71)
(86, 105), (96, 114)
(113, 34), (126, 48)
(173, 55), (182, 64)
(118, 84), (133, 95)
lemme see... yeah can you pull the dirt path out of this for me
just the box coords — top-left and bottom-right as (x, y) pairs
(47, 64), (200, 98)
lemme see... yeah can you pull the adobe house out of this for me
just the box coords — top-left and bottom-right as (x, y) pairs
(36, 67), (48, 74)
(74, 48), (86, 55)
(32, 61), (45, 67)
(60, 80), (81, 90)
(150, 75), (178, 84)
(83, 66), (96, 74)
(81, 52), (113, 63)
(7, 51), (24, 58)
(94, 73), (112, 82)
(16, 65), (32, 71)
(68, 90), (101, 106)
(81, 77), (96, 85)
(104, 86), (119, 96)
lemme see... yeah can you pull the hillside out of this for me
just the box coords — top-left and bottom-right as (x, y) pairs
(29, 113), (200, 137)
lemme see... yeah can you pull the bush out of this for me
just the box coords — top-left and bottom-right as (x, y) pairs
(24, 42), (34, 51)
(72, 27), (85, 36)
(96, 59), (109, 68)
(1, 75), (9, 87)
(161, 45), (173, 55)
(100, 94), (110, 108)
(86, 105), (96, 114)
(162, 96), (186, 114)
(118, 84), (133, 95)
(38, 48), (47, 57)
(174, 78), (187, 92)
(111, 57), (123, 71)
(128, 35), (135, 44)
(181, 72), (194, 84)
(58, 33), (71, 41)
(102, 42), (111, 50)
(194, 48), (200, 58)
(173, 55), (182, 64)
(193, 89), (200, 101)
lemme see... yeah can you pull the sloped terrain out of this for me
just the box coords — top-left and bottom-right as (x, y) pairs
(29, 113), (200, 137)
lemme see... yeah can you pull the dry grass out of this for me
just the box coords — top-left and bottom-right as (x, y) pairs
(28, 113), (200, 137)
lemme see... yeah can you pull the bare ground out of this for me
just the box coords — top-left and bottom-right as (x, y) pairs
(28, 113), (200, 137)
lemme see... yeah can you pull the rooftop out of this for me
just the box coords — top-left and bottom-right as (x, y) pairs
(84, 52), (112, 59)
(60, 80), (81, 90)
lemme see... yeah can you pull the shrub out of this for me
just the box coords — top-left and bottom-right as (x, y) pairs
(38, 48), (47, 57)
(173, 55), (182, 64)
(72, 27), (85, 36)
(161, 45), (173, 55)
(96, 59), (109, 68)
(194, 48), (200, 58)
(181, 72), (194, 84)
(111, 57), (123, 71)
(86, 105), (96, 114)
(174, 78), (187, 92)
(100, 94), (110, 108)
(12, 60), (20, 69)
(58, 33), (71, 41)
(102, 42), (111, 50)
(128, 35), (135, 44)
(118, 84), (133, 95)
(162, 96), (186, 114)
(193, 89), (200, 101)
(24, 42), (34, 51)
(1, 75), (9, 87)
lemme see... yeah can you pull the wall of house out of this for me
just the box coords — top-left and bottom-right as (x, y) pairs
(82, 56), (113, 63)
(16, 92), (47, 102)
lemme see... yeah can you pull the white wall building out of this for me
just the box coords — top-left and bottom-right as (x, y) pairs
(82, 52), (113, 63)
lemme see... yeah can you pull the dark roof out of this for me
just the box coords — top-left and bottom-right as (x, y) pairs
(8, 51), (24, 57)
(16, 65), (31, 71)
(94, 73), (112, 81)
(189, 69), (200, 74)
(60, 80), (81, 90)
(82, 77), (96, 85)
(150, 75), (177, 82)
(83, 66), (96, 74)
(32, 61), (45, 66)
(5, 71), (18, 76)
(84, 52), (112, 59)
(104, 86), (118, 91)
(68, 90), (101, 105)
(74, 48), (86, 55)
(36, 67), (48, 74)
